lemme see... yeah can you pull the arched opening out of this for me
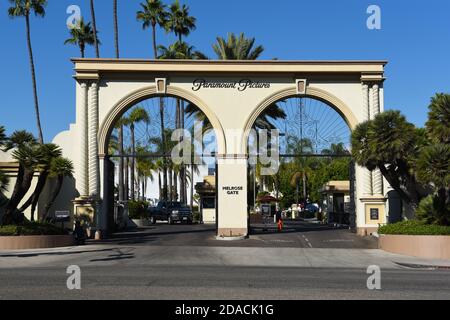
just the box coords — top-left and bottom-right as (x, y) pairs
(246, 95), (362, 247)
(103, 93), (220, 240)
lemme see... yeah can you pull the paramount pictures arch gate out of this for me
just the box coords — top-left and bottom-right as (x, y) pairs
(56, 59), (388, 238)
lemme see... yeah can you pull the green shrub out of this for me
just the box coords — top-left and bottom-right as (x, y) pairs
(192, 210), (201, 222)
(378, 220), (450, 236)
(128, 200), (148, 219)
(0, 222), (67, 236)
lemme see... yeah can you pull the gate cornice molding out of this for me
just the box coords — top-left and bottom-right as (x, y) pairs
(240, 86), (359, 155)
(98, 85), (227, 156)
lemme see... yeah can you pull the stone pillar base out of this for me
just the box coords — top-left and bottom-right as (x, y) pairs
(72, 197), (101, 236)
(217, 228), (248, 239)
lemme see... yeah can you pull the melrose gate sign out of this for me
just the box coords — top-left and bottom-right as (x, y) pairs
(51, 59), (389, 239)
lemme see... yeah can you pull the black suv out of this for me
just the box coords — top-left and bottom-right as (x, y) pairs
(148, 201), (193, 225)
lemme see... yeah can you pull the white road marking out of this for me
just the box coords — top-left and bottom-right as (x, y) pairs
(301, 235), (313, 248)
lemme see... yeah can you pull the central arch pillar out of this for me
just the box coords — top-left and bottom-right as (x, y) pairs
(216, 155), (249, 239)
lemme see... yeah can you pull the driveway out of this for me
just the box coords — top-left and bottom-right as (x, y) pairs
(93, 220), (378, 249)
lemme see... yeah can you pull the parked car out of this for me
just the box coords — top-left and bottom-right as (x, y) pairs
(148, 201), (193, 225)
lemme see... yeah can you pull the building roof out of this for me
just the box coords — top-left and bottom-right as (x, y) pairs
(72, 59), (387, 81)
(320, 181), (350, 193)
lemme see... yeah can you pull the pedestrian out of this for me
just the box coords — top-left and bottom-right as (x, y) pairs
(276, 210), (283, 232)
(73, 220), (86, 245)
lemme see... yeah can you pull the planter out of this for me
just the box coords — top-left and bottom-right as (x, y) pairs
(130, 219), (149, 228)
(0, 235), (75, 250)
(379, 234), (450, 260)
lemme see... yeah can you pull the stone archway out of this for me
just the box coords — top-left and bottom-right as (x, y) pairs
(58, 59), (389, 239)
(98, 85), (227, 157)
(241, 86), (359, 155)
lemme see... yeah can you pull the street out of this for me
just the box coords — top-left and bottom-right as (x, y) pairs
(0, 221), (449, 300)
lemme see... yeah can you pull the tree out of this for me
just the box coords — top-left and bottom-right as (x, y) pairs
(165, 0), (197, 203)
(213, 33), (264, 60)
(113, 0), (120, 58)
(1, 131), (38, 225)
(158, 41), (206, 204)
(137, 0), (169, 59)
(416, 144), (450, 225)
(43, 157), (74, 220)
(136, 146), (155, 201)
(19, 143), (62, 221)
(166, 0), (196, 42)
(8, 0), (47, 144)
(126, 107), (150, 201)
(426, 93), (450, 144)
(89, 0), (100, 57)
(64, 19), (97, 58)
(352, 110), (426, 210)
(157, 41), (206, 60)
(416, 94), (450, 225)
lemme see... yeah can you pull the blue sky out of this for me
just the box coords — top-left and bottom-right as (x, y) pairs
(1, 0), (449, 141)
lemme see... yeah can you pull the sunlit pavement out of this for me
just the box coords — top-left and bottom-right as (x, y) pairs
(0, 221), (449, 300)
(89, 220), (378, 249)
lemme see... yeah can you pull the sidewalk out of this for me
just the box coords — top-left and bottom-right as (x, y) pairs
(0, 244), (449, 270)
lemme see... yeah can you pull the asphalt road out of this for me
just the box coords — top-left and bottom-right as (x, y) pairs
(1, 221), (449, 300)
(1, 265), (450, 300)
(94, 220), (378, 249)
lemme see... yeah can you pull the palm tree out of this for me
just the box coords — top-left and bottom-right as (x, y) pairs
(64, 19), (97, 58)
(136, 146), (155, 200)
(137, 0), (169, 59)
(113, 0), (120, 58)
(89, 0), (100, 57)
(136, 0), (170, 200)
(157, 41), (207, 59)
(126, 107), (150, 201)
(8, 0), (47, 144)
(321, 142), (350, 156)
(213, 33), (264, 60)
(18, 143), (62, 221)
(166, 0), (196, 42)
(426, 93), (450, 144)
(43, 157), (74, 221)
(113, 119), (127, 201)
(2, 131), (38, 225)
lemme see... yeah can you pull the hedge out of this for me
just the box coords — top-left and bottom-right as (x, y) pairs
(378, 220), (450, 236)
(0, 222), (67, 236)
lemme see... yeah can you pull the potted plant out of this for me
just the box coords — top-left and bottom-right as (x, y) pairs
(128, 201), (149, 227)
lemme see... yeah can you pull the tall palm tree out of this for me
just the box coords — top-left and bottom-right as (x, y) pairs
(137, 0), (170, 200)
(64, 19), (97, 58)
(113, 0), (120, 58)
(8, 0), (47, 144)
(2, 131), (38, 225)
(165, 0), (197, 203)
(43, 157), (74, 221)
(114, 119), (127, 201)
(166, 0), (196, 42)
(136, 146), (155, 201)
(126, 107), (150, 201)
(213, 33), (264, 60)
(89, 0), (100, 57)
(137, 0), (169, 59)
